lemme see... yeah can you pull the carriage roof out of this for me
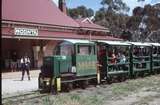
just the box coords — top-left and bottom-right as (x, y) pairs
(149, 43), (160, 47)
(97, 40), (131, 46)
(128, 42), (151, 46)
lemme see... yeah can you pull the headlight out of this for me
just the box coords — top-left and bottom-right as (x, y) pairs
(46, 81), (50, 85)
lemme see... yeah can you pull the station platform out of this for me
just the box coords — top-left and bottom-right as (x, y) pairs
(2, 70), (41, 96)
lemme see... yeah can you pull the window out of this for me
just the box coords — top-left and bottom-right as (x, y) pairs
(54, 42), (74, 56)
(60, 45), (73, 56)
(78, 46), (89, 55)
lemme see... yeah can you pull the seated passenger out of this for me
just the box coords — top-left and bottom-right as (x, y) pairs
(120, 53), (126, 64)
(119, 53), (127, 70)
(110, 50), (118, 71)
(111, 51), (116, 64)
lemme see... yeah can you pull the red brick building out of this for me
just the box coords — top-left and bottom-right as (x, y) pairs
(2, 0), (121, 72)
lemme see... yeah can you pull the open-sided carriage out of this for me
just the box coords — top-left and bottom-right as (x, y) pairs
(38, 39), (98, 93)
(129, 42), (152, 77)
(96, 41), (131, 82)
(150, 43), (160, 74)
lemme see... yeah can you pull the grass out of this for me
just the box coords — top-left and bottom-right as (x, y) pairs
(3, 74), (160, 105)
(111, 75), (160, 96)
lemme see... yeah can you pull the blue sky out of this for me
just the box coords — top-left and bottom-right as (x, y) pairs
(53, 0), (160, 15)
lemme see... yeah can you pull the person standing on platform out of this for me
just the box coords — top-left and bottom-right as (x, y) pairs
(20, 55), (31, 81)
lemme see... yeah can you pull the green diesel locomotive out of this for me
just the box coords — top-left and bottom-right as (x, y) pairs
(39, 39), (98, 93)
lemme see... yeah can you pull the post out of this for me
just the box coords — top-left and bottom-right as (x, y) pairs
(96, 63), (101, 84)
(106, 46), (108, 78)
(56, 77), (61, 92)
(89, 31), (92, 41)
(129, 45), (134, 78)
(150, 46), (153, 74)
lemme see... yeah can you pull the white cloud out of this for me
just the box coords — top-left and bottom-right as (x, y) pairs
(52, 0), (58, 6)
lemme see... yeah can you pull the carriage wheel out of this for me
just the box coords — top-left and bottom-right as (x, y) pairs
(38, 73), (43, 89)
(106, 77), (112, 84)
(68, 82), (73, 90)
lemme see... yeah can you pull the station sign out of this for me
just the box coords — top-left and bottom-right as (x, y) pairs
(14, 28), (38, 36)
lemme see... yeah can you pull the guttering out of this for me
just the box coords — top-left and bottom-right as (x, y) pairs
(2, 20), (110, 33)
(2, 20), (79, 30)
(79, 27), (109, 33)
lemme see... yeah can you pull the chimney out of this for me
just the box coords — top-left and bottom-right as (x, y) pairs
(59, 0), (67, 14)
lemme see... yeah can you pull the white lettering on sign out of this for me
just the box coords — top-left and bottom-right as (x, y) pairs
(14, 28), (38, 36)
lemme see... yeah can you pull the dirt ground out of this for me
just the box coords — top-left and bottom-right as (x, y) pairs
(4, 74), (160, 105)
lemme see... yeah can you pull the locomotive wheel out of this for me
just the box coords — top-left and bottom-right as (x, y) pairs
(50, 85), (57, 95)
(81, 80), (88, 89)
(63, 82), (73, 92)
(65, 83), (70, 92)
(50, 79), (57, 94)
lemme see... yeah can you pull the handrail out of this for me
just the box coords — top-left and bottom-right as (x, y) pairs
(133, 61), (150, 64)
(134, 56), (150, 58)
(108, 62), (130, 66)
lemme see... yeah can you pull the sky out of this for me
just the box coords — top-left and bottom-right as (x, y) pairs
(53, 0), (160, 16)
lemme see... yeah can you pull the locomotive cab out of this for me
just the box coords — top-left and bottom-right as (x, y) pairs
(38, 39), (97, 92)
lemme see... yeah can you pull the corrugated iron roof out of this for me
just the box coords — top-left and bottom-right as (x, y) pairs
(75, 18), (109, 32)
(2, 0), (79, 27)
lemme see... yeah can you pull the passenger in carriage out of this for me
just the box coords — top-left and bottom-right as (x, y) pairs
(133, 48), (140, 68)
(141, 48), (146, 68)
(110, 50), (118, 71)
(117, 52), (127, 70)
(153, 47), (159, 66)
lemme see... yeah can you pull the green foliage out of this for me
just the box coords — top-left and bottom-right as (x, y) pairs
(67, 6), (94, 19)
(101, 0), (130, 13)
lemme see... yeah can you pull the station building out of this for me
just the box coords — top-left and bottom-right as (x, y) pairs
(2, 0), (121, 72)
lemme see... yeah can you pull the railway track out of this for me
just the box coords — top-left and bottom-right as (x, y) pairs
(2, 90), (49, 105)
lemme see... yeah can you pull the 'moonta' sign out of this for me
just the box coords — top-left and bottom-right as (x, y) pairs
(14, 28), (38, 36)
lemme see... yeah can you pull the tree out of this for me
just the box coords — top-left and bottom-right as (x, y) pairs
(94, 0), (130, 37)
(126, 3), (160, 42)
(133, 6), (144, 16)
(101, 0), (130, 14)
(67, 6), (94, 19)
